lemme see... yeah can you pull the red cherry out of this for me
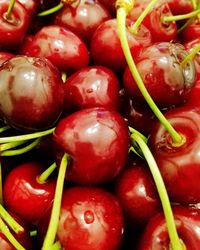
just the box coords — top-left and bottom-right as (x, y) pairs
(98, 0), (116, 15)
(0, 56), (64, 131)
(3, 161), (56, 225)
(54, 0), (112, 45)
(17, 0), (40, 16)
(19, 25), (89, 74)
(180, 18), (200, 43)
(54, 107), (130, 185)
(57, 186), (124, 250)
(63, 66), (121, 113)
(166, 0), (193, 15)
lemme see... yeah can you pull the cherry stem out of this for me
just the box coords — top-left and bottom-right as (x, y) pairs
(0, 162), (2, 204)
(37, 2), (64, 17)
(130, 132), (185, 250)
(30, 230), (37, 237)
(181, 44), (200, 67)
(0, 204), (24, 234)
(5, 0), (16, 20)
(129, 0), (159, 34)
(191, 0), (197, 9)
(51, 241), (62, 250)
(129, 126), (148, 143)
(37, 162), (57, 184)
(162, 8), (200, 23)
(0, 140), (28, 152)
(177, 17), (194, 34)
(0, 217), (25, 250)
(116, 6), (183, 144)
(42, 153), (69, 250)
(0, 126), (10, 133)
(0, 127), (54, 143)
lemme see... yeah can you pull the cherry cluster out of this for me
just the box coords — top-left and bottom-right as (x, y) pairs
(0, 0), (199, 249)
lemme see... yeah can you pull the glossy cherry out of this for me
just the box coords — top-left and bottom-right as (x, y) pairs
(54, 107), (130, 185)
(0, 56), (64, 131)
(63, 65), (121, 113)
(90, 18), (152, 73)
(54, 0), (112, 45)
(57, 186), (124, 250)
(123, 42), (196, 109)
(3, 161), (56, 225)
(19, 25), (89, 74)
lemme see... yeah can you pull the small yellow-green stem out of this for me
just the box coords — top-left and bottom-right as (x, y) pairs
(37, 2), (64, 16)
(191, 0), (197, 10)
(30, 230), (37, 237)
(131, 133), (185, 250)
(0, 140), (27, 152)
(129, 0), (159, 34)
(128, 126), (148, 143)
(162, 8), (200, 23)
(51, 241), (62, 250)
(181, 44), (200, 67)
(0, 217), (25, 250)
(37, 162), (57, 184)
(116, 7), (182, 144)
(0, 126), (10, 133)
(5, 0), (16, 20)
(42, 153), (68, 250)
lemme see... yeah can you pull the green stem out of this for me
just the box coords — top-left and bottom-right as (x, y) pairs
(42, 153), (69, 250)
(1, 138), (41, 156)
(0, 126), (10, 133)
(131, 132), (185, 250)
(116, 7), (183, 144)
(5, 0), (16, 20)
(37, 2), (64, 16)
(0, 140), (28, 152)
(162, 8), (200, 23)
(191, 0), (197, 10)
(51, 241), (62, 250)
(37, 162), (57, 184)
(129, 0), (159, 34)
(177, 17), (194, 34)
(0, 217), (25, 250)
(128, 126), (148, 143)
(0, 204), (24, 234)
(30, 230), (37, 237)
(0, 127), (54, 143)
(181, 44), (200, 67)
(0, 162), (2, 205)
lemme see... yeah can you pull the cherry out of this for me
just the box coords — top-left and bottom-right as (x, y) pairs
(17, 0), (40, 17)
(0, 52), (14, 66)
(54, 0), (112, 45)
(180, 17), (200, 42)
(98, 0), (116, 15)
(0, 0), (30, 50)
(138, 205), (200, 250)
(90, 18), (152, 73)
(57, 186), (124, 250)
(19, 25), (89, 74)
(166, 0), (193, 15)
(3, 161), (56, 226)
(63, 65), (121, 113)
(123, 42), (196, 109)
(53, 107), (130, 185)
(0, 56), (64, 132)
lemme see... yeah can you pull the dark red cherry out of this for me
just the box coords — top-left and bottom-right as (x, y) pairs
(166, 0), (193, 15)
(63, 66), (121, 113)
(115, 159), (161, 227)
(17, 0), (40, 16)
(90, 18), (152, 73)
(57, 186), (124, 250)
(54, 107), (130, 185)
(19, 25), (89, 74)
(138, 205), (200, 250)
(0, 0), (30, 50)
(180, 18), (200, 43)
(98, 0), (116, 15)
(3, 161), (56, 225)
(149, 106), (200, 204)
(54, 0), (112, 45)
(123, 42), (196, 109)
(0, 56), (64, 131)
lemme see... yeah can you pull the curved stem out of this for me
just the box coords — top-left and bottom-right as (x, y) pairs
(42, 153), (69, 250)
(129, 0), (159, 34)
(191, 0), (197, 10)
(162, 9), (200, 23)
(1, 138), (41, 156)
(128, 126), (148, 143)
(0, 127), (54, 143)
(0, 126), (10, 134)
(0, 217), (25, 250)
(37, 162), (57, 184)
(116, 7), (183, 144)
(130, 132), (185, 250)
(0, 204), (24, 234)
(5, 0), (16, 20)
(181, 44), (200, 67)
(0, 140), (28, 152)
(37, 2), (64, 16)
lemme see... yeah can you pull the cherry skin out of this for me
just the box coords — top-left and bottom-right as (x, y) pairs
(138, 205), (200, 250)
(63, 66), (121, 114)
(0, 56), (64, 132)
(97, 0), (116, 15)
(166, 0), (193, 15)
(123, 42), (196, 109)
(19, 25), (89, 74)
(115, 159), (161, 227)
(3, 161), (56, 225)
(17, 0), (40, 17)
(54, 107), (130, 185)
(0, 52), (14, 65)
(180, 18), (200, 43)
(57, 186), (124, 250)
(54, 0), (112, 45)
(0, 0), (30, 50)
(149, 106), (200, 204)
(90, 18), (152, 73)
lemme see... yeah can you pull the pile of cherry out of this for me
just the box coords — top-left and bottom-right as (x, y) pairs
(0, 0), (200, 249)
